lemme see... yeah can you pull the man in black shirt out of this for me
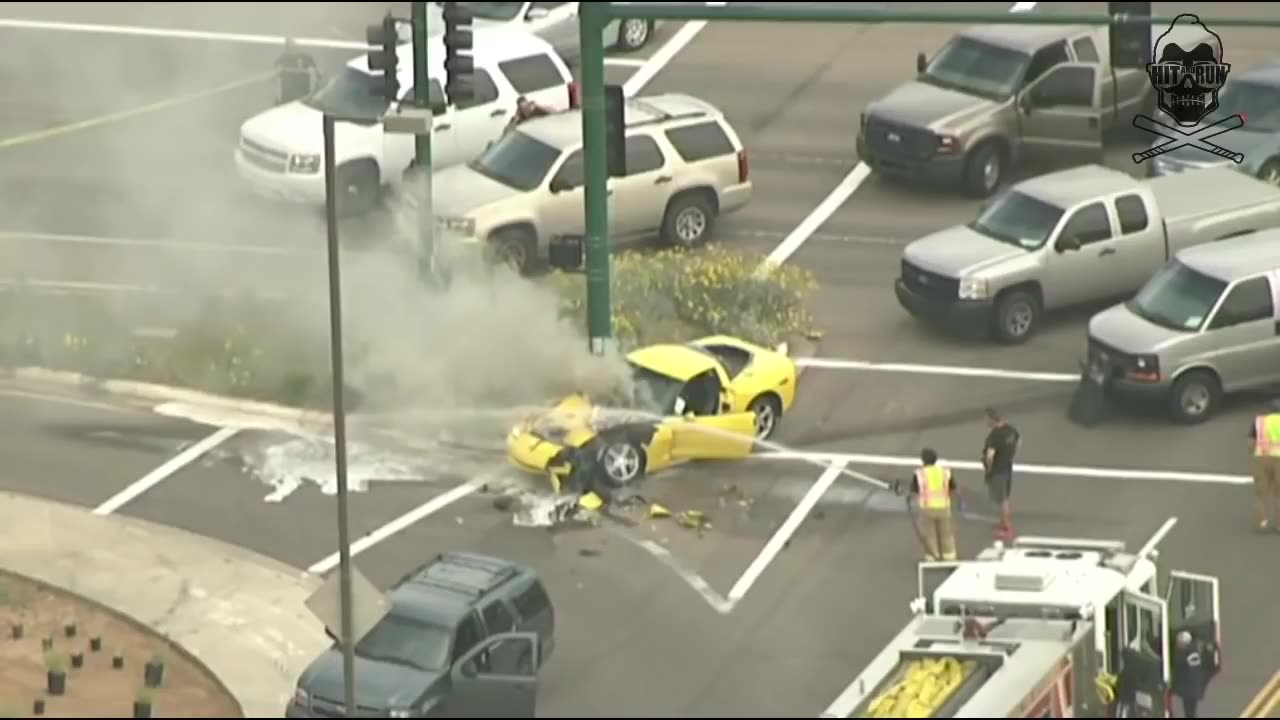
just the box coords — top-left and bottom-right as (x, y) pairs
(1171, 630), (1220, 718)
(982, 407), (1020, 540)
(275, 38), (319, 105)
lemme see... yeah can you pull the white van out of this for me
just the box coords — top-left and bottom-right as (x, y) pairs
(235, 30), (575, 216)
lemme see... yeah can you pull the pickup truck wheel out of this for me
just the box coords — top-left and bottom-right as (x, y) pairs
(336, 161), (380, 218)
(963, 142), (1006, 198)
(1258, 158), (1280, 186)
(992, 290), (1039, 344)
(488, 227), (537, 276)
(596, 438), (648, 489)
(1168, 370), (1221, 424)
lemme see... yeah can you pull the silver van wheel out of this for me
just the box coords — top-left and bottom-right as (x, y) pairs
(1169, 370), (1220, 424)
(1180, 385), (1211, 416)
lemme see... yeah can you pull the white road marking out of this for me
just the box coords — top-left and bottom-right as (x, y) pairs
(306, 478), (487, 576)
(722, 227), (901, 247)
(727, 460), (849, 603)
(796, 357), (1079, 384)
(757, 450), (1251, 486)
(0, 230), (294, 255)
(93, 427), (240, 516)
(623, 20), (708, 97)
(0, 17), (369, 50)
(760, 0), (1036, 274)
(603, 57), (647, 68)
(613, 530), (734, 615)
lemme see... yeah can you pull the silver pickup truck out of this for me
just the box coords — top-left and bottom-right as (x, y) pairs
(895, 164), (1280, 344)
(857, 22), (1207, 197)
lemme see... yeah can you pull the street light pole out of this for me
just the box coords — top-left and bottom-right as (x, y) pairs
(321, 113), (358, 719)
(411, 2), (436, 280)
(578, 1), (612, 357)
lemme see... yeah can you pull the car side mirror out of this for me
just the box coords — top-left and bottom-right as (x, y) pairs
(916, 52), (927, 74)
(1018, 93), (1033, 115)
(526, 6), (549, 20)
(1055, 235), (1082, 253)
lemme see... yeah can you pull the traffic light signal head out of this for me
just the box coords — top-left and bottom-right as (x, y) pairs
(442, 2), (475, 105)
(366, 14), (400, 101)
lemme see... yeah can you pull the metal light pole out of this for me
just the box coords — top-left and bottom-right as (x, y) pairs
(411, 1), (436, 280)
(321, 113), (358, 719)
(578, 1), (612, 357)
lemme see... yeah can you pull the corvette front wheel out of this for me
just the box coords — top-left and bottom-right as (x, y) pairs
(596, 439), (647, 488)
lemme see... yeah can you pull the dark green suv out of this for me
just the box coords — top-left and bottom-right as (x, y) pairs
(287, 552), (556, 718)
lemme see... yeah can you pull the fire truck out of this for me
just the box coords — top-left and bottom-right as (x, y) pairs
(821, 519), (1221, 718)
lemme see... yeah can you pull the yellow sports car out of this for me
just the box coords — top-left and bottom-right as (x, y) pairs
(506, 335), (799, 494)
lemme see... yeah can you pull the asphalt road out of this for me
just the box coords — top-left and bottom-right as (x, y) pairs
(4, 1), (1280, 717)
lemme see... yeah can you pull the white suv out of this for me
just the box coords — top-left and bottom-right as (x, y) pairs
(235, 30), (574, 216)
(432, 94), (753, 274)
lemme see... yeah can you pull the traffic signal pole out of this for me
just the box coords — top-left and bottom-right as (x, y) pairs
(411, 2), (435, 277)
(578, 2), (612, 356)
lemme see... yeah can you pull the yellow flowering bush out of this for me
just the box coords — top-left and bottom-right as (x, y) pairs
(550, 246), (818, 350)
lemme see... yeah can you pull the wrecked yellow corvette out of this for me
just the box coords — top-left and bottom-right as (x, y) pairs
(506, 335), (799, 494)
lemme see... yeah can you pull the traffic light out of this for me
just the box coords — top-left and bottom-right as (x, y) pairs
(1108, 2), (1152, 70)
(605, 84), (626, 178)
(366, 14), (400, 101)
(443, 2), (474, 105)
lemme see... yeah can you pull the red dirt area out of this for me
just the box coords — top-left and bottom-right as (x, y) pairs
(0, 572), (241, 718)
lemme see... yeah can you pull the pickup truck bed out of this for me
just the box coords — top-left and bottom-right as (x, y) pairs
(1150, 168), (1280, 255)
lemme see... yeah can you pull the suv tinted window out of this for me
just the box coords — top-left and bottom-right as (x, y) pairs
(625, 135), (666, 175)
(452, 614), (485, 664)
(456, 68), (500, 109)
(552, 149), (583, 188)
(1060, 202), (1112, 245)
(1115, 194), (1149, 235)
(512, 581), (551, 620)
(482, 600), (516, 633)
(1210, 276), (1274, 329)
(664, 121), (735, 163)
(498, 54), (565, 95)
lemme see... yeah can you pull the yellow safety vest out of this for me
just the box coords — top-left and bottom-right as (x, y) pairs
(916, 465), (952, 511)
(1257, 414), (1280, 458)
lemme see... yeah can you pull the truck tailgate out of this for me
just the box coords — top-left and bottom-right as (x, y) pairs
(1151, 169), (1280, 254)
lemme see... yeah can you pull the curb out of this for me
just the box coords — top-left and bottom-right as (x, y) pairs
(10, 367), (343, 425)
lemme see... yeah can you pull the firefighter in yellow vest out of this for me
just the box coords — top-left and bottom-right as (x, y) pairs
(1249, 400), (1280, 531)
(911, 448), (958, 561)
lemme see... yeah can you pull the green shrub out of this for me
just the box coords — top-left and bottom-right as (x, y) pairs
(548, 245), (818, 351)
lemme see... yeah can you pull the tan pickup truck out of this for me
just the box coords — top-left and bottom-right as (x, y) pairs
(857, 22), (1209, 197)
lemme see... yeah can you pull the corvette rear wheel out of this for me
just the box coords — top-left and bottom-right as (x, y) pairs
(597, 439), (647, 488)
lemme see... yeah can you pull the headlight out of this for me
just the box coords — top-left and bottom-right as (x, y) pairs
(958, 276), (990, 300)
(288, 154), (321, 174)
(1128, 354), (1161, 382)
(436, 216), (477, 236)
(936, 134), (960, 154)
(293, 688), (310, 707)
(389, 709), (414, 719)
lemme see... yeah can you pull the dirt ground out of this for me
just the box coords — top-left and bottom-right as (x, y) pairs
(0, 573), (241, 718)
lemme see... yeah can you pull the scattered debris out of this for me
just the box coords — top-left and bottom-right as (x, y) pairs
(648, 504), (671, 519)
(492, 496), (515, 512)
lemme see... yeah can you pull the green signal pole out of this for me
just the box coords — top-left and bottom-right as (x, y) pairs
(578, 2), (611, 356)
(411, 2), (435, 279)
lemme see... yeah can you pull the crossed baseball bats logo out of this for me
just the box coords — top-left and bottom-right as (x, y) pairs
(1132, 113), (1246, 165)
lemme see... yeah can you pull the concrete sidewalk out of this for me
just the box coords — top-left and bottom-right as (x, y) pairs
(0, 491), (329, 718)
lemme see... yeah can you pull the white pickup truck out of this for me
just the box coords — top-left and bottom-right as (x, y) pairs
(894, 164), (1280, 344)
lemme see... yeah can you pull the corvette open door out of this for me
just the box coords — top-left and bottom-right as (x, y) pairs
(669, 413), (756, 460)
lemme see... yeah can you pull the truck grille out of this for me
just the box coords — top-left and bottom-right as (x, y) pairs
(1086, 337), (1129, 379)
(239, 136), (288, 173)
(864, 117), (935, 161)
(901, 260), (959, 301)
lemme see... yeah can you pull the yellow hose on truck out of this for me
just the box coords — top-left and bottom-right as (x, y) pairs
(849, 651), (1002, 718)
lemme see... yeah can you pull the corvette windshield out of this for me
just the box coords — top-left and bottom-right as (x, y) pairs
(628, 363), (684, 417)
